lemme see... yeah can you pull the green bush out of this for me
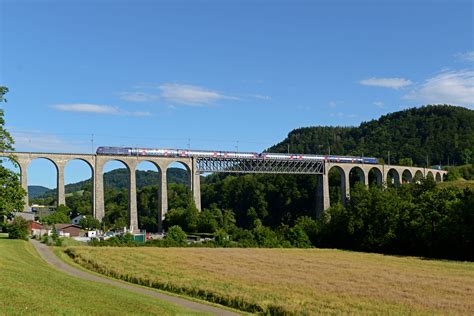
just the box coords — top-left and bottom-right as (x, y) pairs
(165, 225), (187, 246)
(7, 217), (29, 240)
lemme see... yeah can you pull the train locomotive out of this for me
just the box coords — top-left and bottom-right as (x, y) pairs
(96, 146), (379, 164)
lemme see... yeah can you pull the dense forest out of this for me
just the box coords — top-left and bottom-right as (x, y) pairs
(269, 105), (474, 166)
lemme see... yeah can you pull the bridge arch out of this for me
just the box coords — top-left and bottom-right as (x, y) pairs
(414, 170), (423, 182)
(368, 167), (383, 186)
(101, 159), (131, 231)
(402, 169), (413, 184)
(349, 166), (365, 188)
(386, 168), (400, 186)
(426, 171), (434, 180)
(435, 172), (442, 182)
(64, 159), (94, 219)
(27, 157), (59, 207)
(328, 165), (348, 205)
(166, 161), (192, 211)
(135, 160), (162, 232)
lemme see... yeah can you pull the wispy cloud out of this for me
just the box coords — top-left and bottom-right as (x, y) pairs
(253, 94), (271, 100)
(159, 83), (238, 106)
(51, 103), (151, 117)
(373, 101), (386, 108)
(359, 77), (412, 89)
(456, 51), (474, 62)
(119, 92), (160, 102)
(404, 70), (474, 107)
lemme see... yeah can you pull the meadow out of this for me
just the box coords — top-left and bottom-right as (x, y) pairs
(0, 235), (206, 315)
(65, 246), (474, 315)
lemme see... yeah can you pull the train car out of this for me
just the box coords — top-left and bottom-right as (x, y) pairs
(96, 146), (132, 155)
(96, 146), (379, 164)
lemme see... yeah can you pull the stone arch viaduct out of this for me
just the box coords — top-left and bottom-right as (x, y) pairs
(1, 152), (447, 231)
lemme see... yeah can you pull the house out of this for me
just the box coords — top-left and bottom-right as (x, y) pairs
(71, 214), (86, 225)
(28, 221), (48, 237)
(54, 224), (81, 237)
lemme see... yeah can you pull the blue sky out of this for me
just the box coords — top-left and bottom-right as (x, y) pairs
(0, 0), (473, 188)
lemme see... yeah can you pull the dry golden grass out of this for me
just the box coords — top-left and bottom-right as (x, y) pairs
(66, 247), (474, 315)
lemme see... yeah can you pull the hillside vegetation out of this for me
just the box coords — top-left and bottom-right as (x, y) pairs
(269, 105), (474, 166)
(31, 167), (188, 199)
(66, 246), (474, 315)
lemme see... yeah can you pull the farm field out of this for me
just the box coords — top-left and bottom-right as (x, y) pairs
(0, 236), (207, 315)
(65, 247), (474, 315)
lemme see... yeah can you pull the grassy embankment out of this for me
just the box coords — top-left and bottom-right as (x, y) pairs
(438, 179), (474, 190)
(0, 235), (207, 315)
(65, 247), (474, 315)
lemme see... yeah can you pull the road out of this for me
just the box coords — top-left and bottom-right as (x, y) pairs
(30, 240), (240, 316)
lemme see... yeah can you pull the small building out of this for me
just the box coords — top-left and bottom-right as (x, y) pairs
(85, 230), (97, 238)
(28, 221), (48, 237)
(54, 224), (81, 237)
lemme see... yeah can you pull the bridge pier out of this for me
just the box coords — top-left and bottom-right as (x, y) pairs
(94, 159), (105, 222)
(192, 158), (201, 211)
(17, 159), (30, 211)
(129, 163), (139, 233)
(316, 173), (330, 217)
(158, 168), (168, 232)
(57, 162), (66, 207)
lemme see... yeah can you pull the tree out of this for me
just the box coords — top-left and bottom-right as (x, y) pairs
(399, 158), (413, 166)
(461, 149), (472, 165)
(43, 204), (70, 224)
(0, 167), (26, 218)
(0, 86), (26, 219)
(79, 216), (101, 230)
(165, 225), (187, 246)
(8, 216), (29, 240)
(0, 86), (14, 152)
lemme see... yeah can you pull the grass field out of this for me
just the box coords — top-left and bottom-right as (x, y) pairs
(438, 179), (474, 190)
(0, 235), (206, 315)
(65, 247), (474, 315)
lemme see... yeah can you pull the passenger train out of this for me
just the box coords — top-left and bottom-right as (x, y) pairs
(96, 146), (379, 164)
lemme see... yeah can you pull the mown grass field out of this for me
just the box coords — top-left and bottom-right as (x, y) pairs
(0, 235), (206, 315)
(65, 247), (474, 315)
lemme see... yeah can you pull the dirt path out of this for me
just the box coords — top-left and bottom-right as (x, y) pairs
(30, 240), (240, 316)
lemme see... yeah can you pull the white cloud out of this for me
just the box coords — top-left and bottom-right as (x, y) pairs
(52, 103), (121, 114)
(253, 94), (271, 100)
(329, 101), (337, 108)
(456, 51), (474, 62)
(119, 92), (160, 102)
(51, 103), (151, 117)
(159, 83), (237, 106)
(404, 70), (474, 107)
(359, 77), (412, 89)
(373, 101), (386, 108)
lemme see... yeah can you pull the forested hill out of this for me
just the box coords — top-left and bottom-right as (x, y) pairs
(33, 168), (188, 198)
(65, 168), (188, 192)
(268, 105), (474, 166)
